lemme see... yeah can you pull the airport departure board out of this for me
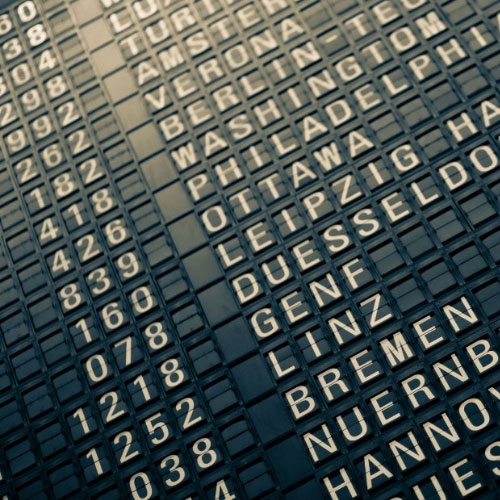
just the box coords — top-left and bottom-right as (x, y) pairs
(0, 0), (499, 498)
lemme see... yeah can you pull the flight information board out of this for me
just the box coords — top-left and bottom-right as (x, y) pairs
(0, 0), (499, 498)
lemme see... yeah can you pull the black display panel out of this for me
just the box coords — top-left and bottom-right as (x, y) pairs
(0, 0), (499, 499)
